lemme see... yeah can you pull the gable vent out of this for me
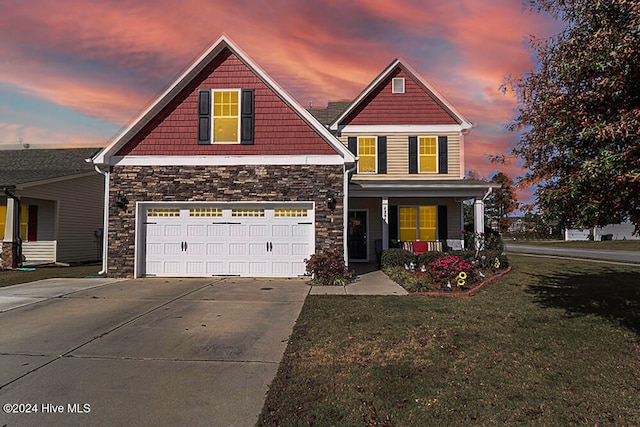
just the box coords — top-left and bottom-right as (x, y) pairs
(392, 77), (405, 94)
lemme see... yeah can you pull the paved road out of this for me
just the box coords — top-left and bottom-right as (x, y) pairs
(505, 243), (640, 264)
(0, 277), (310, 426)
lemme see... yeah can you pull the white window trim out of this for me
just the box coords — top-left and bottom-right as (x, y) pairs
(357, 136), (378, 174)
(418, 136), (439, 174)
(392, 77), (405, 94)
(212, 88), (241, 144)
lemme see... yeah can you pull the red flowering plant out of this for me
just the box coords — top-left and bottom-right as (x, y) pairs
(305, 249), (354, 286)
(430, 255), (475, 290)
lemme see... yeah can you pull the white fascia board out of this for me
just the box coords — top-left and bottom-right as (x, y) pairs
(349, 188), (490, 198)
(110, 155), (346, 166)
(338, 124), (464, 134)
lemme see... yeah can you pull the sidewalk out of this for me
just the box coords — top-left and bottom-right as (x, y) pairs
(309, 268), (408, 296)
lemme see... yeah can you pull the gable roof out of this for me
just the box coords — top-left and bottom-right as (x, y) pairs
(92, 35), (355, 164)
(307, 100), (352, 126)
(0, 147), (101, 188)
(329, 59), (473, 131)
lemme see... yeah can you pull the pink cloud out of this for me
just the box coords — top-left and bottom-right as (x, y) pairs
(0, 0), (559, 207)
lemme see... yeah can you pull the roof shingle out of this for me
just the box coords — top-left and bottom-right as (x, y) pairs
(0, 148), (102, 187)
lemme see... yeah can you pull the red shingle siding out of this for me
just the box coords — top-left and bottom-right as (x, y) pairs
(116, 49), (336, 156)
(342, 69), (458, 126)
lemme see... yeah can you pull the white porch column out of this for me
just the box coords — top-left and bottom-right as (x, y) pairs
(4, 196), (17, 242)
(473, 198), (484, 250)
(381, 196), (389, 250)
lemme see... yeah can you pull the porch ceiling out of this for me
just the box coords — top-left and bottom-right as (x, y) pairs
(349, 178), (498, 198)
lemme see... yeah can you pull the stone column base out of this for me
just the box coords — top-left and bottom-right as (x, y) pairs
(1, 241), (19, 269)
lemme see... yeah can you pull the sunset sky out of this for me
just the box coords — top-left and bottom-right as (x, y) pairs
(0, 0), (561, 202)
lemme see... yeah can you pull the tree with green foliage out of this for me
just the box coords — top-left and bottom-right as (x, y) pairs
(464, 170), (518, 233)
(486, 172), (519, 233)
(504, 0), (640, 233)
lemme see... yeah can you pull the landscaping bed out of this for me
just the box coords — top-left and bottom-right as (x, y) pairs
(381, 248), (509, 295)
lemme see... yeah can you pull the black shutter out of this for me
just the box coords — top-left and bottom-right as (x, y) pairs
(197, 90), (211, 144)
(348, 137), (357, 155)
(377, 136), (387, 174)
(389, 205), (398, 245)
(240, 89), (254, 145)
(438, 205), (448, 241)
(408, 136), (418, 174)
(438, 136), (448, 174)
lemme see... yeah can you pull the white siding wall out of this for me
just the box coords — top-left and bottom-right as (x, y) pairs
(20, 173), (104, 263)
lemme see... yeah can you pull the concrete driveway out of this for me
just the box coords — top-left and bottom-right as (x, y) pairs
(0, 277), (310, 426)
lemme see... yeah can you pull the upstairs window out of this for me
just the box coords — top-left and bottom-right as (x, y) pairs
(358, 136), (377, 173)
(419, 136), (438, 173)
(198, 89), (254, 145)
(392, 77), (405, 94)
(213, 90), (240, 143)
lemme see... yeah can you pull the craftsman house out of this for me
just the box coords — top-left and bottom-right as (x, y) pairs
(92, 35), (493, 278)
(1, 147), (104, 268)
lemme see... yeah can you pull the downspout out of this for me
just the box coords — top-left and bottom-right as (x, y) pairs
(3, 187), (22, 266)
(94, 165), (110, 275)
(482, 186), (493, 202)
(473, 186), (493, 251)
(343, 160), (358, 267)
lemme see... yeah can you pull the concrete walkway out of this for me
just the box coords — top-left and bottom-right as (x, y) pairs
(309, 269), (408, 295)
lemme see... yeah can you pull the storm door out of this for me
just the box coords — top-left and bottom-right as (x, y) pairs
(348, 210), (368, 261)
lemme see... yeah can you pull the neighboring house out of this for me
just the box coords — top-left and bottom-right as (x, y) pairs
(91, 36), (494, 278)
(1, 147), (104, 268)
(565, 221), (639, 241)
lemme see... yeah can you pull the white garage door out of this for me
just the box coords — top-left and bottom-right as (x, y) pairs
(141, 203), (315, 277)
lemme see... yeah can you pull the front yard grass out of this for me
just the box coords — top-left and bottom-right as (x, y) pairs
(259, 254), (640, 425)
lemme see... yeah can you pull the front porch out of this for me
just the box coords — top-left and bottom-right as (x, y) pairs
(346, 178), (496, 264)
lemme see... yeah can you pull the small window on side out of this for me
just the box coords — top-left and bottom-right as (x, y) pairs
(392, 77), (405, 94)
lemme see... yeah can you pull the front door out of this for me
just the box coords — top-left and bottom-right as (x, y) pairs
(348, 210), (368, 261)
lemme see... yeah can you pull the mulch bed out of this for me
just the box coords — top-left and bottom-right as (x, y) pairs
(409, 266), (512, 297)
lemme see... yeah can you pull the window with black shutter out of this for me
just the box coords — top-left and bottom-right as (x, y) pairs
(197, 88), (254, 145)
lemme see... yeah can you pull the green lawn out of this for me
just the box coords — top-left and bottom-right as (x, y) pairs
(508, 239), (640, 251)
(259, 255), (640, 425)
(0, 264), (102, 288)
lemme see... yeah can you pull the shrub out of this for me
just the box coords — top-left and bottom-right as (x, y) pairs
(305, 249), (354, 286)
(463, 229), (504, 252)
(416, 251), (447, 266)
(381, 248), (415, 269)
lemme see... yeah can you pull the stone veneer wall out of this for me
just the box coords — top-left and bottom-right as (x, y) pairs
(1, 242), (18, 269)
(107, 164), (345, 278)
